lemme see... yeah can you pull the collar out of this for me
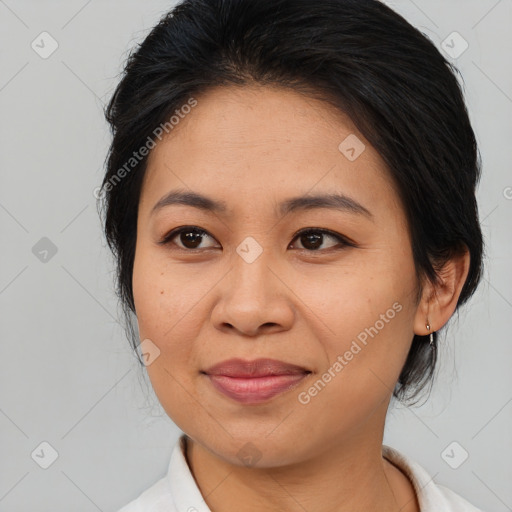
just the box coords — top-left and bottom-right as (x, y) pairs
(382, 444), (453, 511)
(168, 435), (212, 512)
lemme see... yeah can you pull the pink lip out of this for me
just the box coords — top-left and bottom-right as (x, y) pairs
(202, 358), (311, 404)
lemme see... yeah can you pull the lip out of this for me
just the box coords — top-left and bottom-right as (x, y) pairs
(202, 358), (311, 404)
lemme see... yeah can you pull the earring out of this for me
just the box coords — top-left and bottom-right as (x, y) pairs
(426, 323), (434, 348)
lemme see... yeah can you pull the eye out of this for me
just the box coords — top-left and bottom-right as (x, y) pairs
(289, 228), (355, 252)
(158, 226), (220, 250)
(158, 226), (355, 253)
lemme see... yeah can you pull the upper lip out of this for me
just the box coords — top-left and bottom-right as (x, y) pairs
(203, 358), (311, 378)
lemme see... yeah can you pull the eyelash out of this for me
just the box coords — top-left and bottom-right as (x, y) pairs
(158, 226), (356, 253)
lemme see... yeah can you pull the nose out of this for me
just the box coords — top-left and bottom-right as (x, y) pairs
(210, 247), (295, 337)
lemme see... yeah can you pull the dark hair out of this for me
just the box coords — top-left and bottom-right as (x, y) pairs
(98, 0), (483, 405)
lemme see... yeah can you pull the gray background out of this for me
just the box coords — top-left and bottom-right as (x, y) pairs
(1, 0), (511, 510)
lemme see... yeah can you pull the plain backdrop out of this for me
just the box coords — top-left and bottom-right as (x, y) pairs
(1, 0), (511, 511)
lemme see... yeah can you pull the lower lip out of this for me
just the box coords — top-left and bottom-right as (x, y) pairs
(206, 373), (309, 404)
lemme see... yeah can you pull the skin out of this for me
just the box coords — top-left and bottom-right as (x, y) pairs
(132, 84), (470, 512)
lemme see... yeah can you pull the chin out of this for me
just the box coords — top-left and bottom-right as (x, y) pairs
(191, 426), (315, 469)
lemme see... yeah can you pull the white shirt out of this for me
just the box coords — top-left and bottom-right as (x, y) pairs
(118, 434), (483, 512)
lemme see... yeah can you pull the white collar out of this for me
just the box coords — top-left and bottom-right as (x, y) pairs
(167, 435), (212, 512)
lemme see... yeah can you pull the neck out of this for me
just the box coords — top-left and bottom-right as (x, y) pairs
(184, 425), (418, 512)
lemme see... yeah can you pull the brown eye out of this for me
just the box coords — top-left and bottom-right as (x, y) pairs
(290, 228), (354, 251)
(159, 226), (354, 253)
(159, 226), (219, 250)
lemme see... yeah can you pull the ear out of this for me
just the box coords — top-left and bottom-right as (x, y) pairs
(413, 247), (470, 335)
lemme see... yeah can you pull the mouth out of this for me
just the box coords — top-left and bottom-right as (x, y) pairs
(201, 358), (311, 404)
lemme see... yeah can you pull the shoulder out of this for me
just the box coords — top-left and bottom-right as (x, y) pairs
(382, 445), (484, 512)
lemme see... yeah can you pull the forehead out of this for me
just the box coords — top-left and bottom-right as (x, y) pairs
(139, 85), (397, 217)
(153, 84), (364, 155)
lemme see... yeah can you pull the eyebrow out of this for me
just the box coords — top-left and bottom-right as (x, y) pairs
(150, 189), (373, 220)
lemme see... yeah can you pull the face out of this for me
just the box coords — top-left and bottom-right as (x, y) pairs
(132, 85), (422, 467)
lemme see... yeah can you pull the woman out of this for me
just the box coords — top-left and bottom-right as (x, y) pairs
(99, 0), (484, 510)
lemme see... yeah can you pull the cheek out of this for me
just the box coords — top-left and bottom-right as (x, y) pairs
(296, 292), (415, 439)
(304, 253), (418, 397)
(132, 255), (198, 431)
(131, 245), (212, 408)
(132, 244), (204, 342)
(305, 256), (416, 342)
